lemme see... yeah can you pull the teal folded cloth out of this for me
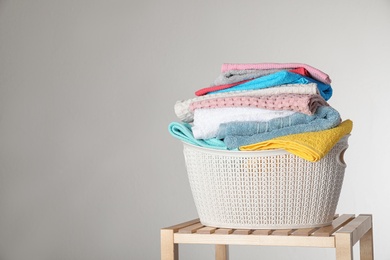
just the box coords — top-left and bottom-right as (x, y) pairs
(168, 122), (228, 150)
(209, 70), (333, 101)
(220, 106), (341, 149)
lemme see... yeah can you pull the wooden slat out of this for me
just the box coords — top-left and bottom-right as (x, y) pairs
(178, 222), (204, 234)
(313, 214), (355, 237)
(337, 214), (370, 233)
(251, 229), (273, 236)
(174, 233), (335, 248)
(233, 229), (252, 235)
(214, 228), (234, 234)
(291, 227), (319, 236)
(162, 218), (201, 232)
(271, 229), (295, 236)
(197, 226), (218, 234)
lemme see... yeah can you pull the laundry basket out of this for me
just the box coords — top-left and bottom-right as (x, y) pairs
(182, 135), (349, 229)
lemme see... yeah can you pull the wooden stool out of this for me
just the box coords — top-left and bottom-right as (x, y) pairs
(161, 214), (373, 260)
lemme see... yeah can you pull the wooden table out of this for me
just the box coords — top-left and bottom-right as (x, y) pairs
(161, 214), (373, 260)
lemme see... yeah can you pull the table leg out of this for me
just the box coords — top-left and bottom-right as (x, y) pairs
(360, 228), (374, 260)
(335, 233), (353, 260)
(161, 229), (178, 260)
(215, 244), (229, 260)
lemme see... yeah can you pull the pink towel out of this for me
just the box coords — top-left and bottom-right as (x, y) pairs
(189, 94), (328, 115)
(221, 63), (331, 84)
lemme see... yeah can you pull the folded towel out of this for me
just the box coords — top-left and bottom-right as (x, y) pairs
(189, 94), (328, 116)
(168, 122), (228, 150)
(195, 79), (251, 96)
(197, 70), (306, 96)
(221, 106), (340, 148)
(175, 83), (318, 123)
(212, 69), (281, 87)
(208, 71), (332, 101)
(290, 67), (311, 77)
(239, 120), (353, 162)
(192, 107), (296, 139)
(221, 62), (331, 84)
(211, 67), (310, 87)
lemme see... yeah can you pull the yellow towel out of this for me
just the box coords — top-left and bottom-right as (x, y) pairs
(239, 120), (353, 162)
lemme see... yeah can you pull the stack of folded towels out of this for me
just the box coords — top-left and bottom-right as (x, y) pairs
(169, 63), (352, 162)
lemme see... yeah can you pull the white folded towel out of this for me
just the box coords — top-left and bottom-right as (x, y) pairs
(192, 107), (295, 139)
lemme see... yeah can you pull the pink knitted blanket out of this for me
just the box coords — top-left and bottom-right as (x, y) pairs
(221, 63), (331, 84)
(189, 94), (328, 115)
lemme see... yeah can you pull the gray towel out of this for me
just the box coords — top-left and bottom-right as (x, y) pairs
(219, 106), (341, 149)
(212, 69), (281, 86)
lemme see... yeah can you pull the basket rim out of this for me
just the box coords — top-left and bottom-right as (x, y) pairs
(182, 134), (350, 158)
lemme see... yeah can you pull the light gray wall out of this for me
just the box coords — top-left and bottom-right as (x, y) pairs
(0, 0), (389, 259)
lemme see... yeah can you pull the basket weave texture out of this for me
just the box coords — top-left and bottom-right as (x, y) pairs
(183, 136), (349, 229)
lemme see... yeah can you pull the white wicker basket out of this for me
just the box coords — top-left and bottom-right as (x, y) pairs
(183, 136), (349, 229)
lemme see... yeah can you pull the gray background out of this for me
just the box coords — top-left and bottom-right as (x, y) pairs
(1, 0), (389, 259)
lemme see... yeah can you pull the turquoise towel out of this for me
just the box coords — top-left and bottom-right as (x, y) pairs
(221, 106), (340, 149)
(210, 70), (333, 101)
(168, 122), (228, 150)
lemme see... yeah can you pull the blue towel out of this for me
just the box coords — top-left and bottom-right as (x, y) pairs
(209, 70), (333, 101)
(221, 106), (341, 149)
(168, 122), (228, 150)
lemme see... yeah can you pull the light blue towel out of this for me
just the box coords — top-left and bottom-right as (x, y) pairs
(221, 106), (341, 149)
(209, 70), (333, 101)
(168, 122), (228, 150)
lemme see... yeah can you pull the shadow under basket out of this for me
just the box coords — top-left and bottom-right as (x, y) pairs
(182, 135), (349, 229)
